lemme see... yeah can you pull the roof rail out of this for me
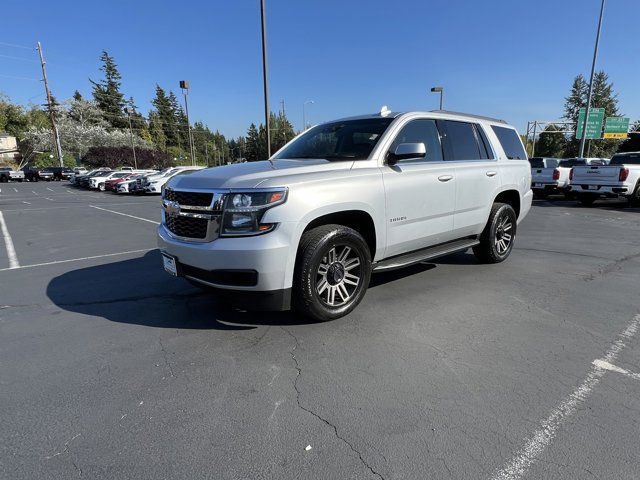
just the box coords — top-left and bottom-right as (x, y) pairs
(430, 110), (507, 124)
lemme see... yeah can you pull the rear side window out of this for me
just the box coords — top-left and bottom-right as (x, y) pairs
(491, 126), (527, 160)
(389, 119), (443, 162)
(529, 158), (544, 168)
(611, 153), (640, 165)
(441, 120), (484, 160)
(559, 159), (586, 167)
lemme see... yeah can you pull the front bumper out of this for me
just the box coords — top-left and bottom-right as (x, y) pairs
(157, 221), (297, 296)
(145, 184), (162, 193)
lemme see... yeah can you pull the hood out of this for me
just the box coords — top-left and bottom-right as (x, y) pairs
(168, 159), (353, 190)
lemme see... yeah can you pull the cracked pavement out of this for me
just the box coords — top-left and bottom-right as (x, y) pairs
(1, 183), (640, 479)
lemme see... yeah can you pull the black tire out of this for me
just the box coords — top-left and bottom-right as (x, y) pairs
(293, 224), (371, 321)
(473, 203), (517, 264)
(628, 183), (640, 207)
(98, 183), (105, 191)
(0, 176), (7, 183)
(578, 194), (597, 207)
(564, 191), (576, 201)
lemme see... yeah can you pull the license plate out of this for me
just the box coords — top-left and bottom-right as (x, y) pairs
(162, 253), (178, 276)
(587, 185), (598, 190)
(534, 183), (543, 188)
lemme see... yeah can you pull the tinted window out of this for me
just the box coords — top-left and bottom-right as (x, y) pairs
(274, 118), (394, 161)
(611, 153), (640, 165)
(491, 126), (527, 160)
(389, 119), (443, 163)
(442, 121), (483, 160)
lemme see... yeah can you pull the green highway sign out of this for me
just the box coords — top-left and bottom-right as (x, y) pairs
(603, 116), (630, 139)
(576, 107), (605, 139)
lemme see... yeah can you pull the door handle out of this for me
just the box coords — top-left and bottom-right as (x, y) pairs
(486, 171), (498, 177)
(438, 175), (453, 182)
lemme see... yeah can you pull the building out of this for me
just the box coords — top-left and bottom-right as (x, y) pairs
(0, 133), (19, 163)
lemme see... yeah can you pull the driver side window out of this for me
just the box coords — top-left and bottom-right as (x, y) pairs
(389, 119), (443, 163)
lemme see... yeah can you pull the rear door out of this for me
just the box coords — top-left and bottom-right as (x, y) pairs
(381, 118), (456, 257)
(439, 120), (501, 237)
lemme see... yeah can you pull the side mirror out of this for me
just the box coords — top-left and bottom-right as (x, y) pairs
(387, 142), (426, 165)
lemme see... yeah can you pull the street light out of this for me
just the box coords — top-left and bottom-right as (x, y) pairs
(260, 0), (272, 159)
(303, 100), (314, 130)
(430, 86), (444, 110)
(579, 0), (606, 158)
(123, 107), (138, 169)
(179, 80), (196, 166)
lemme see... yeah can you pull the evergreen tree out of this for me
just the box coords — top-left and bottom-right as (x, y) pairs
(563, 71), (621, 158)
(148, 111), (167, 152)
(246, 123), (261, 161)
(618, 121), (640, 153)
(535, 125), (567, 158)
(90, 51), (127, 129)
(151, 85), (180, 148)
(168, 91), (186, 150)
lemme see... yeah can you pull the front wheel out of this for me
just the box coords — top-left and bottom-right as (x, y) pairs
(98, 183), (106, 191)
(473, 203), (517, 264)
(293, 224), (371, 321)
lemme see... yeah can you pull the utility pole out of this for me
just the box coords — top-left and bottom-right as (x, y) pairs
(280, 99), (287, 144)
(36, 42), (63, 167)
(531, 121), (538, 157)
(124, 107), (137, 169)
(179, 80), (197, 166)
(579, 0), (606, 158)
(260, 0), (271, 159)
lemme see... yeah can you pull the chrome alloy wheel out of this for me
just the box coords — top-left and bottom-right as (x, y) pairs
(316, 245), (362, 307)
(494, 213), (513, 255)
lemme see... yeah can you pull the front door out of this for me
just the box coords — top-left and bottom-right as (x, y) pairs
(382, 118), (456, 258)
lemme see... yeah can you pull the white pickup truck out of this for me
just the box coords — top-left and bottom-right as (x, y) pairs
(569, 151), (640, 206)
(530, 157), (607, 199)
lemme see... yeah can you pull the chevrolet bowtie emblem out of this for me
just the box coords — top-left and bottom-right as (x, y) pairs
(164, 200), (181, 215)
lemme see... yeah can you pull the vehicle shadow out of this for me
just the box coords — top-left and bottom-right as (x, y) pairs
(46, 250), (322, 330)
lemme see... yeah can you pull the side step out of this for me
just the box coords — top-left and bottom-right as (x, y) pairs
(373, 238), (479, 272)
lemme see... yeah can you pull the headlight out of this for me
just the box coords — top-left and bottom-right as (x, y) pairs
(220, 189), (287, 236)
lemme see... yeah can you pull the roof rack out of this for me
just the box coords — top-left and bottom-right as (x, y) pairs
(430, 110), (507, 124)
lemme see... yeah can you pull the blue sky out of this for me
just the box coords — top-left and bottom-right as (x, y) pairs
(1, 0), (638, 138)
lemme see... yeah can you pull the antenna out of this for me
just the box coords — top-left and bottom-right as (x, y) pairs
(379, 105), (391, 117)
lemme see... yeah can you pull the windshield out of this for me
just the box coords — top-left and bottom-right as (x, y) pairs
(611, 153), (640, 165)
(274, 118), (394, 161)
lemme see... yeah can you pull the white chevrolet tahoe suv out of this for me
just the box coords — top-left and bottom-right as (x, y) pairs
(569, 151), (640, 206)
(158, 110), (533, 320)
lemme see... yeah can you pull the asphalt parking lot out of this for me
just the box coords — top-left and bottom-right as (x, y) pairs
(1, 181), (639, 480)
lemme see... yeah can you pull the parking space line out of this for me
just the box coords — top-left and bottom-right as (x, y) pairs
(0, 248), (155, 272)
(13, 187), (18, 192)
(490, 314), (640, 480)
(89, 205), (159, 224)
(22, 201), (31, 205)
(0, 211), (20, 269)
(44, 197), (54, 201)
(46, 187), (55, 192)
(592, 359), (640, 381)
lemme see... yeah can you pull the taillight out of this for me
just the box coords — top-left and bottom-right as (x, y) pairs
(619, 167), (629, 182)
(569, 168), (574, 181)
(552, 169), (560, 180)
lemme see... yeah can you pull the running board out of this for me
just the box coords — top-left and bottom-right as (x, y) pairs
(373, 238), (479, 272)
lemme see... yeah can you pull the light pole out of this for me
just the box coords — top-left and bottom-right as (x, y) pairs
(303, 100), (314, 130)
(179, 80), (197, 166)
(430, 86), (444, 110)
(579, 0), (606, 158)
(260, 0), (272, 159)
(123, 107), (137, 169)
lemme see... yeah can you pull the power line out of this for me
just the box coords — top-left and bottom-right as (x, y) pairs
(0, 53), (38, 63)
(0, 73), (39, 81)
(0, 41), (32, 50)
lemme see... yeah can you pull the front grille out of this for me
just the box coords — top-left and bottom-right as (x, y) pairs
(165, 189), (213, 207)
(165, 215), (208, 239)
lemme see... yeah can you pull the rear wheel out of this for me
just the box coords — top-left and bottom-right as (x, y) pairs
(628, 183), (640, 207)
(578, 194), (597, 207)
(293, 224), (371, 321)
(473, 203), (517, 264)
(533, 190), (547, 200)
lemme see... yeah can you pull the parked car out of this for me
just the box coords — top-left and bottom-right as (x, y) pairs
(115, 174), (145, 194)
(529, 157), (564, 198)
(569, 151), (640, 206)
(104, 173), (134, 191)
(158, 110), (532, 320)
(45, 166), (74, 181)
(0, 166), (25, 182)
(73, 167), (88, 175)
(89, 171), (132, 190)
(74, 169), (112, 188)
(145, 166), (204, 194)
(22, 166), (53, 182)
